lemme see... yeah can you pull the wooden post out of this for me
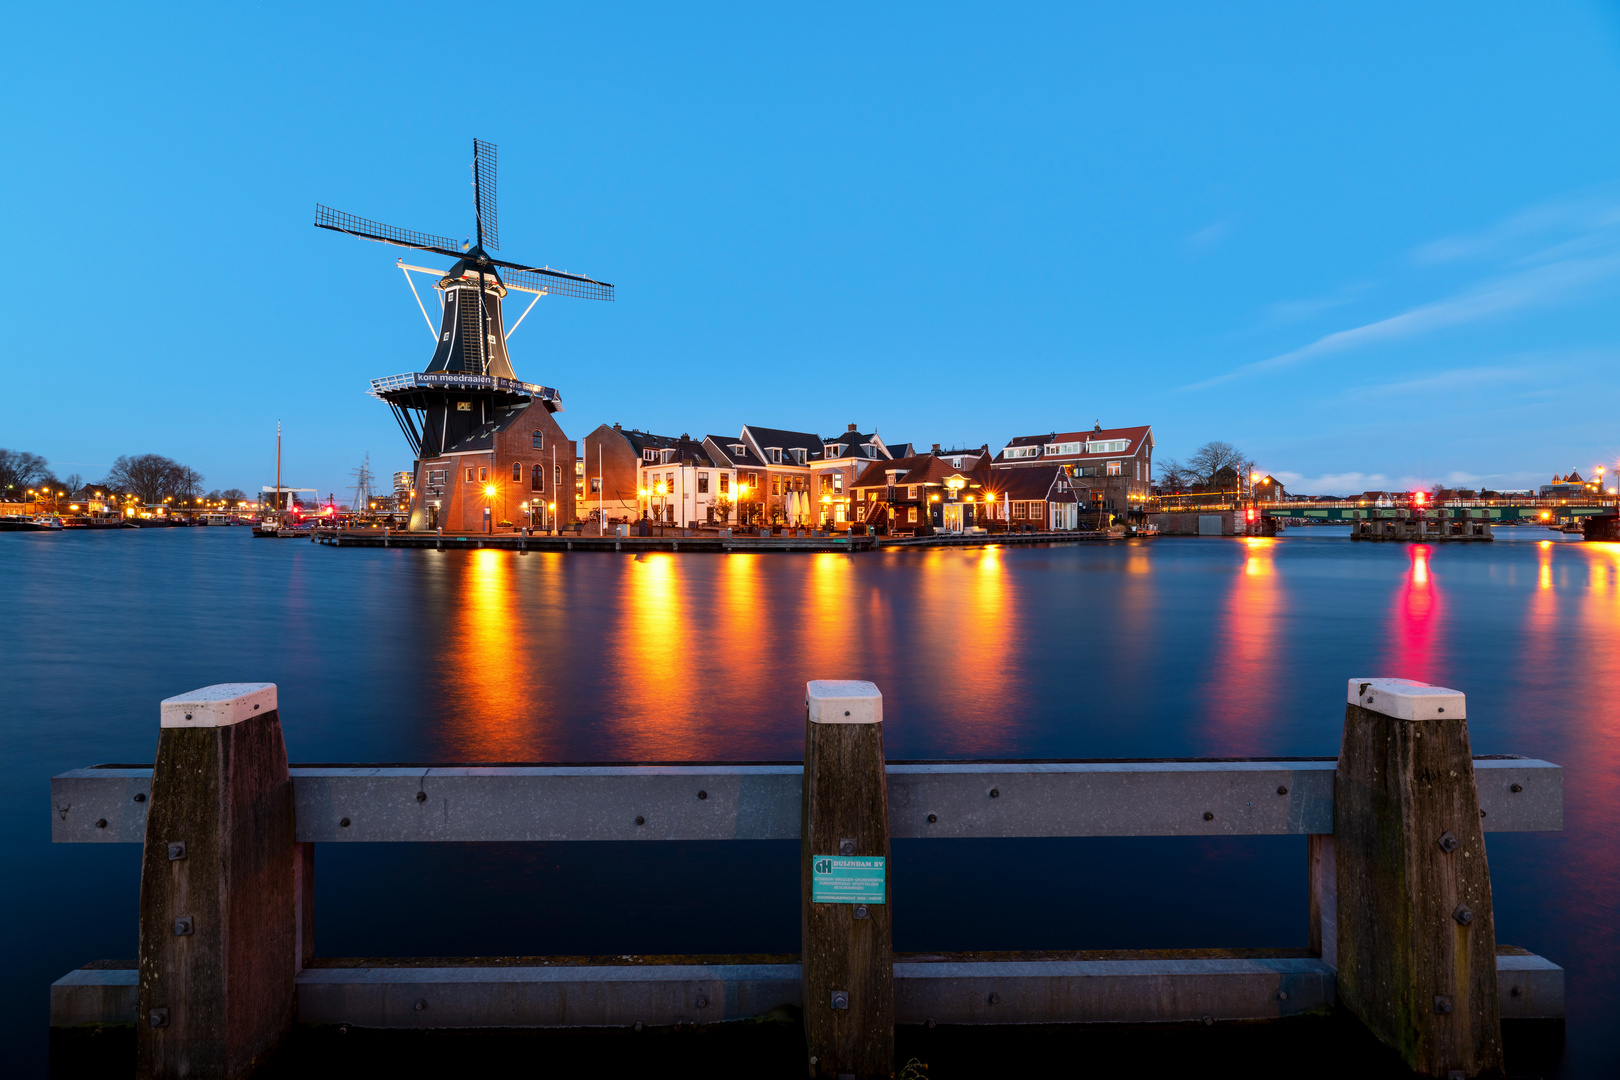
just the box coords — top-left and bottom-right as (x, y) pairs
(1335, 678), (1503, 1078)
(802, 680), (894, 1079)
(139, 684), (298, 1078)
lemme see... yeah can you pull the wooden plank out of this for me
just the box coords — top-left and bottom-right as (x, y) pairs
(1335, 679), (1503, 1078)
(802, 681), (894, 1079)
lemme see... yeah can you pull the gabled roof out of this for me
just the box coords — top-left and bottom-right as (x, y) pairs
(614, 427), (682, 456)
(640, 435), (724, 469)
(852, 453), (993, 492)
(442, 401), (539, 454)
(819, 431), (889, 461)
(702, 435), (766, 469)
(998, 425), (1153, 463)
(742, 425), (822, 456)
(987, 464), (1078, 502)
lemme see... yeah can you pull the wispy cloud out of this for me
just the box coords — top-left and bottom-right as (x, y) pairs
(1185, 217), (1233, 253)
(1338, 364), (1540, 402)
(1182, 251), (1620, 391)
(1413, 191), (1620, 265)
(1264, 282), (1372, 324)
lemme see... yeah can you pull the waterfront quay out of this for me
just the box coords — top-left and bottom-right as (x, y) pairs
(308, 526), (1127, 553)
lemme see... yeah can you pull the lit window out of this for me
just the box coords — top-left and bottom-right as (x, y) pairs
(532, 465), (544, 492)
(719, 473), (729, 493)
(698, 472), (710, 494)
(833, 472), (843, 493)
(589, 477), (601, 493)
(908, 507), (917, 523)
(465, 468), (475, 482)
(772, 476), (781, 495)
(512, 461), (522, 482)
(1107, 461), (1122, 477)
(907, 486), (918, 499)
(479, 467), (488, 482)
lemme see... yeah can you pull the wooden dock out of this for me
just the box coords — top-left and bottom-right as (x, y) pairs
(49, 677), (1562, 1078)
(303, 527), (1129, 553)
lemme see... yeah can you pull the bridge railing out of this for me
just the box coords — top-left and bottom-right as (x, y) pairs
(50, 679), (1564, 1079)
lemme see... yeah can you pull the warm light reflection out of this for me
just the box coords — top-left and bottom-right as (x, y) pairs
(437, 549), (540, 757)
(1201, 538), (1282, 753)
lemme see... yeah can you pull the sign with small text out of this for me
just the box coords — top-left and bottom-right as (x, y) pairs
(811, 856), (886, 904)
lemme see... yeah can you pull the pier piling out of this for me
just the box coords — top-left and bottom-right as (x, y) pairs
(802, 681), (895, 1078)
(1335, 678), (1503, 1078)
(138, 683), (298, 1078)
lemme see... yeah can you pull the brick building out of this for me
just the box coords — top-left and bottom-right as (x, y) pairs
(994, 422), (1153, 517)
(413, 405), (576, 532)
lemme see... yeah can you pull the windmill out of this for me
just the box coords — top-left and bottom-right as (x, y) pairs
(315, 140), (613, 531)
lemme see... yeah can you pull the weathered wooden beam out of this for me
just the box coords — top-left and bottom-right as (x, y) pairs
(138, 684), (297, 1078)
(49, 757), (1564, 844)
(1335, 678), (1503, 1078)
(802, 681), (894, 1079)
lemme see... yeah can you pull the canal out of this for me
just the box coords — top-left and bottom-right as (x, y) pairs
(4, 527), (1615, 1074)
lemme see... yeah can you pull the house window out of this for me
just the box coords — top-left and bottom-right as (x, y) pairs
(428, 469), (446, 487)
(532, 431), (543, 450)
(512, 461), (522, 482)
(907, 507), (917, 523)
(532, 465), (544, 492)
(748, 472), (759, 488)
(589, 477), (601, 493)
(465, 468), (475, 482)
(772, 476), (781, 495)
(479, 467), (488, 482)
(769, 448), (782, 463)
(1107, 461), (1122, 477)
(719, 473), (729, 493)
(698, 472), (710, 494)
(821, 474), (833, 494)
(951, 458), (962, 469)
(1087, 439), (1130, 454)
(907, 486), (918, 499)
(833, 472), (843, 493)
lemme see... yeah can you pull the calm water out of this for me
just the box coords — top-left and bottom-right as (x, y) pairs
(4, 527), (1617, 1074)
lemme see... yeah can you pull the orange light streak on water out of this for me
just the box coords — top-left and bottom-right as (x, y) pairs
(1201, 538), (1282, 754)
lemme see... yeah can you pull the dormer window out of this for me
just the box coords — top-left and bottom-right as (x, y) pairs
(951, 458), (962, 469)
(791, 448), (806, 465)
(862, 445), (877, 458)
(730, 444), (746, 457)
(769, 448), (783, 464)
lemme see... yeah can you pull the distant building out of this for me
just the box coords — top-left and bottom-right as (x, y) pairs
(994, 423), (1153, 516)
(1540, 471), (1598, 499)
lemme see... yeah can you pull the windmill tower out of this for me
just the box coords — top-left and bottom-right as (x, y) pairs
(315, 140), (614, 532)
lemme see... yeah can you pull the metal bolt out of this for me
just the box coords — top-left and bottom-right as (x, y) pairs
(634, 1022), (643, 1031)
(184, 712), (193, 721)
(927, 813), (938, 824)
(839, 838), (856, 856)
(854, 905), (869, 919)
(337, 1024), (349, 1035)
(167, 842), (186, 861)
(1276, 786), (1288, 796)
(1434, 995), (1453, 1015)
(988, 992), (1000, 1005)
(1511, 783), (1523, 794)
(1203, 811), (1214, 822)
(830, 990), (849, 1010)
(698, 790), (708, 800)
(695, 995), (709, 1008)
(1453, 903), (1474, 927)
(96, 818), (107, 829)
(844, 711), (850, 717)
(1202, 1014), (1214, 1026)
(340, 818), (351, 828)
(416, 791), (427, 803)
(1277, 990), (1288, 1001)
(1511, 985), (1522, 997)
(134, 792), (146, 803)
(1480, 808), (1487, 818)
(173, 916), (194, 936)
(635, 816), (645, 826)
(927, 1018), (936, 1029)
(989, 788), (999, 799)
(148, 1008), (169, 1028)
(414, 998), (427, 1011)
(1438, 831), (1459, 853)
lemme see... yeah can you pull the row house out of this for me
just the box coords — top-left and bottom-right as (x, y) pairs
(637, 435), (738, 526)
(706, 424), (900, 527)
(994, 422), (1154, 515)
(853, 448), (1079, 534)
(579, 423), (682, 524)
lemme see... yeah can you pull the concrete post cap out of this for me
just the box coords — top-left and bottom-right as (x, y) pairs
(1347, 678), (1465, 721)
(806, 680), (882, 725)
(161, 683), (278, 728)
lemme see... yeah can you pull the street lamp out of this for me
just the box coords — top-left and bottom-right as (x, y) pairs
(483, 484), (495, 534)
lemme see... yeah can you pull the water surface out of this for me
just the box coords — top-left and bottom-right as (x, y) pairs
(4, 527), (1615, 1074)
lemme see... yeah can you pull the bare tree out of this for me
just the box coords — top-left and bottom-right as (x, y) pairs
(0, 449), (55, 496)
(1187, 441), (1247, 485)
(1158, 458), (1190, 493)
(102, 454), (204, 505)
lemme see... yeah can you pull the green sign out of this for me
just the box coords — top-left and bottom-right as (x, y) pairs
(812, 856), (886, 904)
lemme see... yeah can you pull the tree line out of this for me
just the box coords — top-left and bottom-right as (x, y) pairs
(1157, 440), (1257, 494)
(0, 449), (245, 506)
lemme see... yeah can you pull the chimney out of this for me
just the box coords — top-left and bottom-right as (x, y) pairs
(848, 423), (858, 432)
(614, 422), (621, 431)
(932, 443), (942, 454)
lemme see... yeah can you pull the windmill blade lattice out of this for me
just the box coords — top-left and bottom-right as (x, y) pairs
(473, 139), (499, 251)
(495, 262), (615, 301)
(314, 205), (459, 256)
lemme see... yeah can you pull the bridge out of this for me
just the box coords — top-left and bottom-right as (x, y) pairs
(1153, 495), (1614, 522)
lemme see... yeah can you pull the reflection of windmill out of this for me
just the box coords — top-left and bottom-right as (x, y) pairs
(349, 453), (374, 514)
(314, 139), (613, 532)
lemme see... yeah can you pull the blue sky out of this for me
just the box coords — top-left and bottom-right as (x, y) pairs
(5, 4), (1620, 497)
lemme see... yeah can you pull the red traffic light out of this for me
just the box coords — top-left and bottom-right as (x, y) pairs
(1413, 491), (1427, 506)
(1245, 508), (1256, 521)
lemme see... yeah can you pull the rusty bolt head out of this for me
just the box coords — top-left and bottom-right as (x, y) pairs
(927, 813), (938, 824)
(340, 818), (350, 828)
(1438, 831), (1459, 853)
(1434, 996), (1453, 1014)
(96, 819), (107, 829)
(635, 816), (645, 826)
(414, 998), (427, 1011)
(830, 990), (849, 1010)
(1511, 985), (1522, 997)
(338, 1024), (349, 1035)
(989, 788), (1000, 799)
(839, 838), (856, 855)
(1454, 903), (1474, 926)
(698, 790), (708, 800)
(416, 791), (427, 803)
(1511, 783), (1523, 793)
(148, 1008), (168, 1028)
(1203, 811), (1215, 822)
(1276, 786), (1288, 796)
(133, 793), (146, 803)
(167, 842), (186, 861)
(988, 992), (1000, 1005)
